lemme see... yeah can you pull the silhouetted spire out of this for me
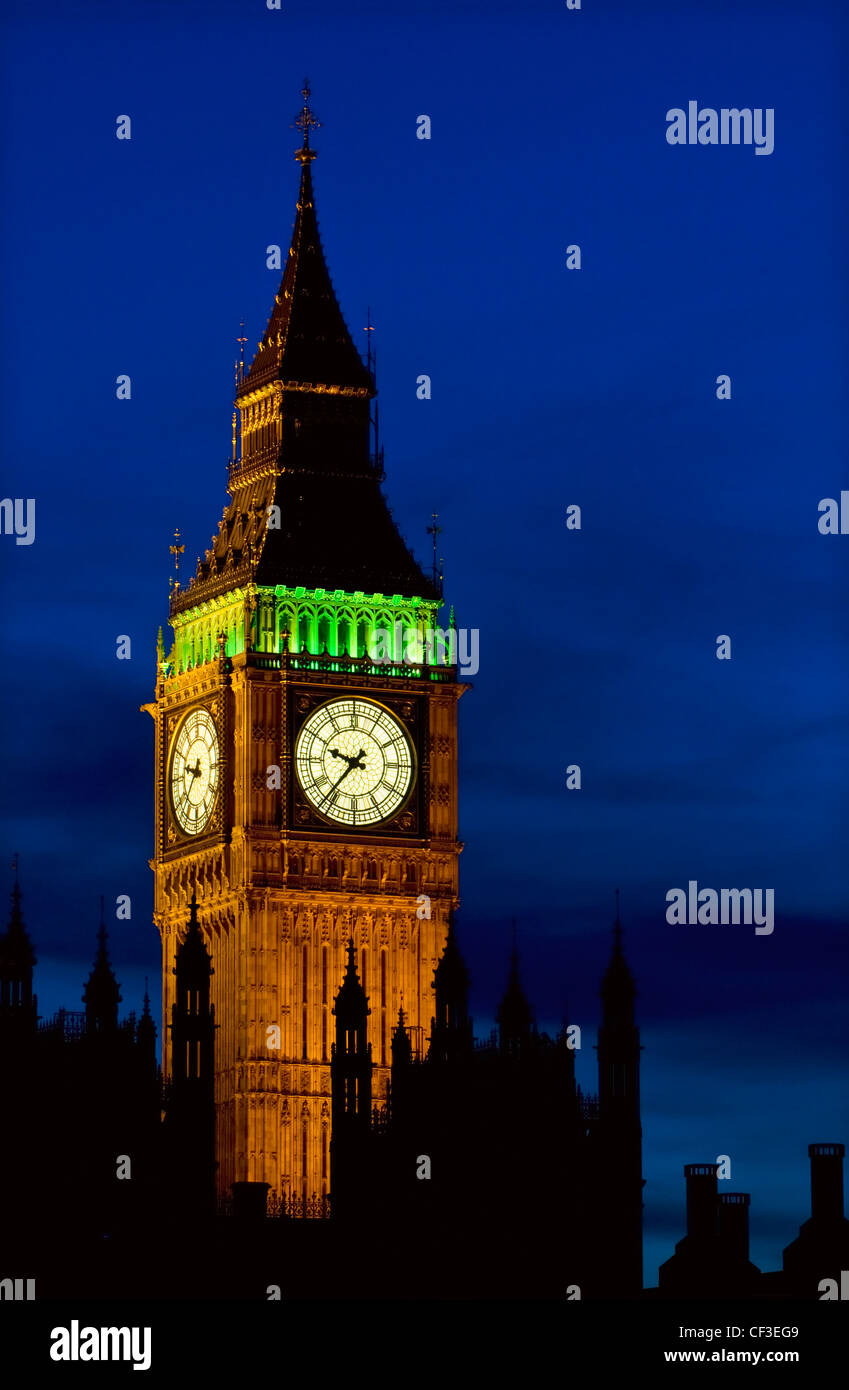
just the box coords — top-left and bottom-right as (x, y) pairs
(174, 894), (214, 989)
(137, 978), (157, 1074)
(600, 891), (636, 1025)
(431, 910), (473, 1062)
(171, 896), (214, 1084)
(331, 938), (373, 1167)
(82, 898), (121, 1033)
(0, 867), (37, 1025)
(434, 912), (469, 1011)
(333, 937), (370, 1031)
(595, 891), (643, 1295)
(167, 897), (216, 1219)
(171, 898), (214, 1082)
(497, 928), (533, 1055)
(391, 1005), (412, 1067)
(0, 879), (36, 976)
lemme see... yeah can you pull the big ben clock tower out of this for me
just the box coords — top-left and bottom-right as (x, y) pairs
(147, 87), (464, 1206)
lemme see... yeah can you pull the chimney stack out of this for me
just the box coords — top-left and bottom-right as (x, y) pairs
(718, 1192), (751, 1262)
(685, 1163), (718, 1242)
(808, 1143), (845, 1223)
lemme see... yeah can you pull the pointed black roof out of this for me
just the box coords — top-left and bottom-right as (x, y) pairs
(0, 878), (36, 975)
(138, 978), (157, 1049)
(255, 466), (440, 599)
(83, 904), (122, 1027)
(241, 158), (374, 398)
(391, 1005), (412, 1064)
(248, 153), (439, 599)
(497, 939), (533, 1047)
(434, 910), (470, 1003)
(333, 938), (370, 1024)
(600, 902), (637, 1019)
(174, 896), (213, 983)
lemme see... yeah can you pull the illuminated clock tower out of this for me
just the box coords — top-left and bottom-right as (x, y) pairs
(146, 87), (464, 1206)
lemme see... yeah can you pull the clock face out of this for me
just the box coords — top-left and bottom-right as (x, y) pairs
(169, 707), (220, 835)
(295, 697), (415, 827)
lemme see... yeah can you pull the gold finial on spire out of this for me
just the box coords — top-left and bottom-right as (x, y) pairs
(169, 527), (185, 593)
(293, 79), (320, 162)
(426, 511), (443, 591)
(237, 319), (247, 382)
(233, 320), (247, 463)
(364, 307), (376, 377)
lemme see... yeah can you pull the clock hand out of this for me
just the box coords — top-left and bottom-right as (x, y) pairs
(318, 763), (356, 805)
(330, 747), (367, 770)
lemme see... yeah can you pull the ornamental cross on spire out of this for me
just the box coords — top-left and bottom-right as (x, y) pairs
(293, 80), (321, 162)
(169, 527), (185, 574)
(169, 526), (185, 596)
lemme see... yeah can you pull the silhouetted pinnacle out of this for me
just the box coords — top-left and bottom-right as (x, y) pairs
(391, 1005), (412, 1065)
(174, 894), (214, 982)
(1, 876), (36, 972)
(497, 935), (533, 1051)
(601, 901), (636, 1019)
(83, 902), (121, 1030)
(433, 909), (470, 1001)
(333, 937), (370, 1023)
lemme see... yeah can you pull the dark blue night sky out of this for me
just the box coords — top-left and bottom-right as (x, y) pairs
(1, 0), (847, 1284)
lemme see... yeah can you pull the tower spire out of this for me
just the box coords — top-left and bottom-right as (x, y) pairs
(167, 893), (216, 1218)
(364, 307), (375, 378)
(0, 861), (37, 1029)
(427, 512), (443, 592)
(497, 923), (533, 1055)
(172, 83), (439, 618)
(430, 908), (472, 1063)
(232, 320), (247, 463)
(596, 891), (643, 1295)
(602, 890), (635, 1017)
(364, 308), (381, 472)
(83, 902), (122, 1034)
(138, 974), (158, 1078)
